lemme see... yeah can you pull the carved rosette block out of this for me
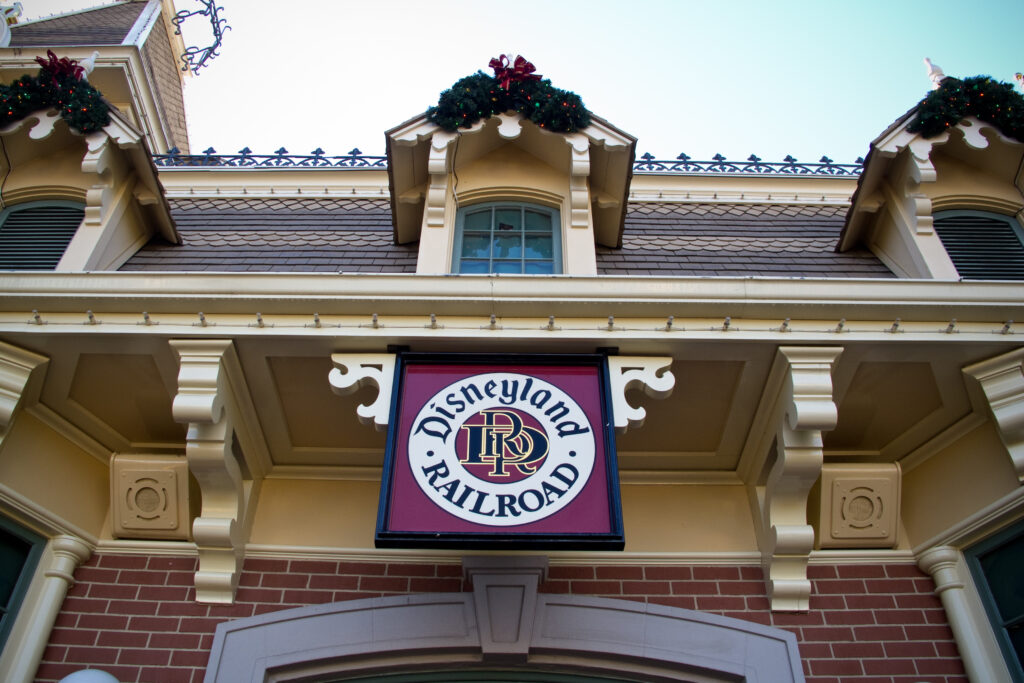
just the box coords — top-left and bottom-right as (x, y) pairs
(964, 348), (1024, 483)
(606, 356), (675, 434)
(815, 463), (900, 548)
(171, 340), (243, 603)
(763, 347), (842, 611)
(328, 353), (397, 431)
(111, 454), (192, 540)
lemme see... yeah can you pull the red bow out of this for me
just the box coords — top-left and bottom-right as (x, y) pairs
(489, 54), (541, 90)
(35, 50), (85, 84)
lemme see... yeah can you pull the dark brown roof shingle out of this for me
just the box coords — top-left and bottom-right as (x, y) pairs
(12, 2), (147, 46)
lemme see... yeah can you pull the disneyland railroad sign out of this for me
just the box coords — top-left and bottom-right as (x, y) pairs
(376, 353), (624, 549)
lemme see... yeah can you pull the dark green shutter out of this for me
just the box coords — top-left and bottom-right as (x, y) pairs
(0, 203), (84, 270)
(934, 212), (1024, 281)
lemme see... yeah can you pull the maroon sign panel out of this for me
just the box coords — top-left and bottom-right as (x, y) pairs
(376, 353), (624, 549)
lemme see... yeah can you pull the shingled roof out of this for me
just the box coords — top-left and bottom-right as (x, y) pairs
(11, 2), (147, 46)
(120, 197), (893, 277)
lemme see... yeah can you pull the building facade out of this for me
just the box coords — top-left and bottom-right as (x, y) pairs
(1, 2), (1024, 682)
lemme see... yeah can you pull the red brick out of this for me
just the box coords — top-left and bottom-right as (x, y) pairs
(863, 658), (917, 675)
(436, 564), (462, 577)
(178, 617), (225, 634)
(171, 649), (211, 667)
(128, 616), (181, 632)
(813, 579), (867, 595)
(157, 601), (210, 617)
(98, 555), (149, 569)
(692, 566), (739, 580)
(242, 558), (288, 572)
(53, 612), (78, 628)
(865, 578), (917, 594)
(798, 642), (832, 658)
(107, 599), (160, 615)
(360, 576), (410, 592)
(75, 566), (121, 583)
(894, 593), (942, 609)
(409, 577), (463, 592)
(77, 613), (130, 630)
(48, 628), (97, 646)
(147, 556), (196, 571)
(142, 585), (192, 602)
(548, 566), (594, 580)
(149, 632), (203, 649)
(119, 570), (169, 586)
(570, 580), (622, 595)
(89, 583), (139, 600)
(239, 572), (261, 587)
(925, 607), (951, 624)
(810, 659), (863, 675)
(206, 603), (255, 618)
(140, 667), (193, 683)
(844, 594), (896, 609)
(935, 640), (960, 657)
(386, 563), (437, 577)
(915, 657), (966, 675)
(875, 609), (927, 625)
(644, 566), (692, 580)
(808, 594), (845, 610)
(622, 580), (670, 595)
(648, 595), (696, 610)
(283, 589), (335, 604)
(166, 571), (195, 587)
(66, 582), (89, 598)
(290, 559), (339, 574)
(261, 573), (308, 588)
(718, 580), (764, 595)
(65, 646), (119, 664)
(884, 641), (938, 658)
(73, 666), (142, 682)
(854, 625), (906, 641)
(61, 597), (109, 614)
(596, 566), (643, 580)
(42, 644), (67, 663)
(337, 561), (387, 575)
(253, 603), (292, 616)
(696, 596), (746, 611)
(97, 630), (150, 647)
(884, 564), (926, 578)
(333, 591), (384, 601)
(670, 581), (719, 595)
(799, 626), (854, 642)
(836, 564), (887, 578)
(771, 611), (825, 626)
(831, 641), (885, 658)
(236, 586), (285, 603)
(538, 579), (570, 593)
(807, 565), (837, 579)
(745, 596), (771, 611)
(913, 577), (937, 592)
(739, 566), (763, 580)
(823, 610), (876, 625)
(119, 648), (171, 666)
(35, 663), (81, 681)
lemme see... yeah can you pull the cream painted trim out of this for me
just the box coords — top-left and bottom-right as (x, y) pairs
(913, 485), (1024, 553)
(607, 357), (675, 433)
(123, 0), (163, 46)
(328, 354), (395, 431)
(964, 348), (1024, 483)
(899, 413), (987, 474)
(628, 172), (856, 205)
(918, 547), (1012, 683)
(0, 536), (91, 683)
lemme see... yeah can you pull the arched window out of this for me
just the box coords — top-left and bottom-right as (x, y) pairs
(0, 201), (84, 270)
(933, 210), (1024, 281)
(453, 203), (561, 274)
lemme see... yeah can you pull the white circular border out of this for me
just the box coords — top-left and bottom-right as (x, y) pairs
(408, 372), (596, 526)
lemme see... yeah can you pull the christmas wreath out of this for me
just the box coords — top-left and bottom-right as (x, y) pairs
(908, 75), (1024, 143)
(428, 54), (591, 133)
(0, 51), (111, 134)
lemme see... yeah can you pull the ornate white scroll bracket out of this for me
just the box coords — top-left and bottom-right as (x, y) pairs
(0, 342), (49, 450)
(757, 347), (842, 611)
(171, 340), (245, 604)
(963, 347), (1024, 483)
(607, 356), (675, 434)
(329, 353), (396, 431)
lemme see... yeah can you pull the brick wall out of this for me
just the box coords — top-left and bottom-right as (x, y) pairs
(36, 556), (967, 683)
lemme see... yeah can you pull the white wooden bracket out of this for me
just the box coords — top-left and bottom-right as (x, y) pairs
(754, 347), (842, 611)
(963, 347), (1024, 483)
(0, 341), (48, 452)
(171, 339), (255, 604)
(607, 356), (675, 433)
(328, 353), (397, 431)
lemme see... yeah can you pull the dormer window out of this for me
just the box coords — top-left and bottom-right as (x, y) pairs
(0, 201), (84, 270)
(453, 203), (561, 274)
(934, 211), (1024, 281)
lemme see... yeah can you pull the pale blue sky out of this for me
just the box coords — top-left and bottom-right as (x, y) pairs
(24, 0), (1024, 162)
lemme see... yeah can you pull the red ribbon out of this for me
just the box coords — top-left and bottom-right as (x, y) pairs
(489, 54), (541, 90)
(35, 50), (85, 84)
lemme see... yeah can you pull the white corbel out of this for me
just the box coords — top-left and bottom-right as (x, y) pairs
(607, 356), (675, 433)
(328, 353), (396, 431)
(760, 346), (842, 611)
(171, 340), (245, 603)
(0, 342), (48, 451)
(963, 348), (1024, 483)
(425, 131), (457, 229)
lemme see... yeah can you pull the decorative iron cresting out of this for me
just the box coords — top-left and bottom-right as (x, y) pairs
(153, 149), (863, 175)
(172, 0), (230, 74)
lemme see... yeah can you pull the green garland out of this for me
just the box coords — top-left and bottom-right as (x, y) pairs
(0, 55), (111, 135)
(428, 71), (591, 133)
(908, 75), (1024, 143)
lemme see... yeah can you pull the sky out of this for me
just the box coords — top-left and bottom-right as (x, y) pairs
(22, 0), (1024, 163)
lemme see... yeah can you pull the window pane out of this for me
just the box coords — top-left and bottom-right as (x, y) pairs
(0, 529), (30, 607)
(524, 261), (554, 274)
(493, 235), (521, 259)
(463, 210), (492, 232)
(524, 235), (553, 260)
(981, 534), (1024, 621)
(461, 234), (492, 259)
(524, 210), (551, 232)
(492, 260), (522, 274)
(495, 209), (521, 234)
(459, 260), (490, 273)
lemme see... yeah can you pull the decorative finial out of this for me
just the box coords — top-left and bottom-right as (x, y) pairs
(923, 58), (945, 90)
(79, 50), (100, 78)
